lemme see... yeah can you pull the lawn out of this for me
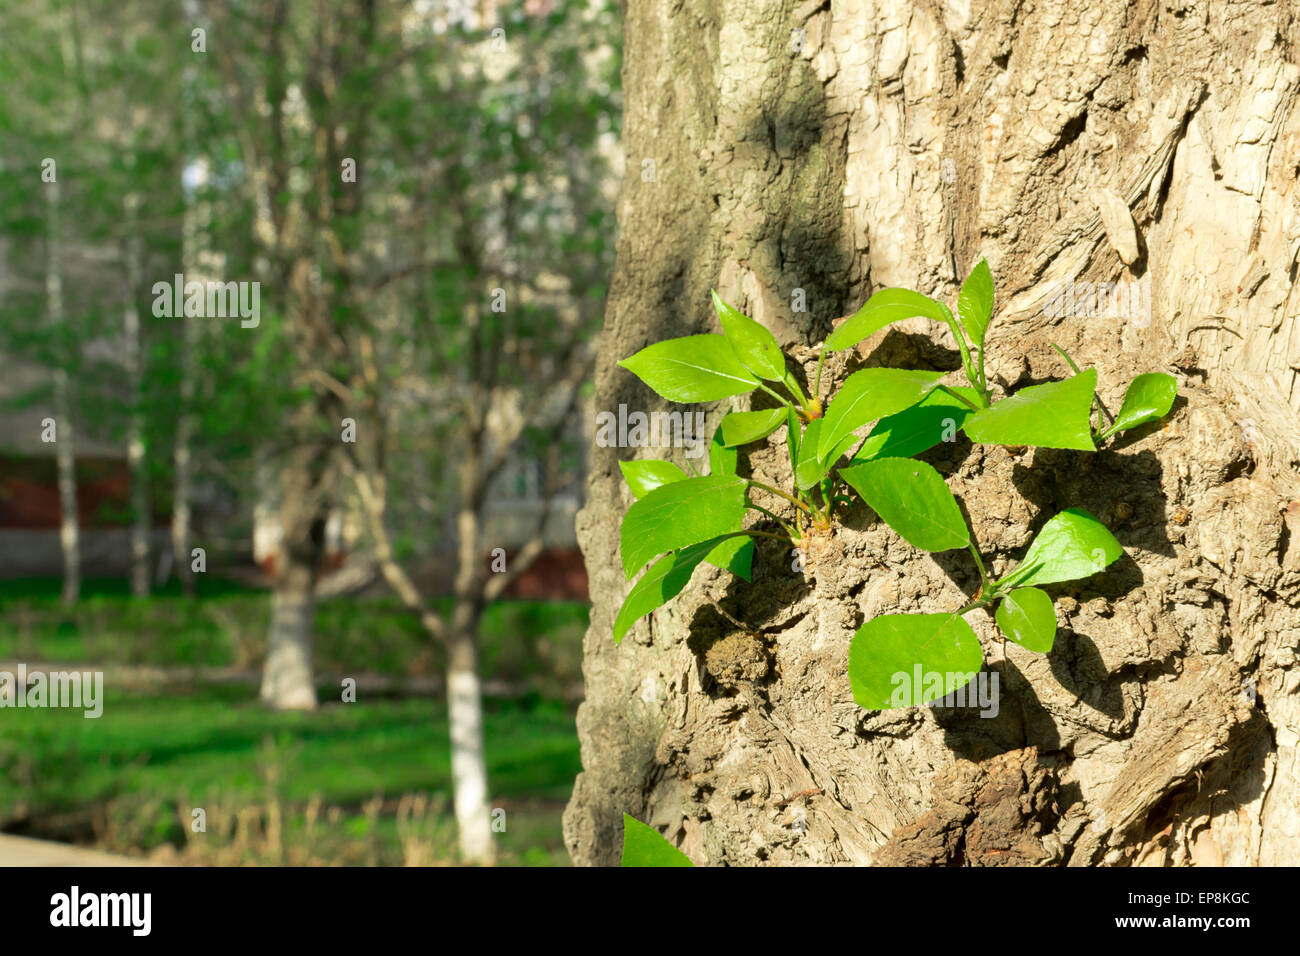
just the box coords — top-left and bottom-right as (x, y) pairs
(0, 579), (589, 865)
(0, 684), (581, 865)
(0, 577), (589, 696)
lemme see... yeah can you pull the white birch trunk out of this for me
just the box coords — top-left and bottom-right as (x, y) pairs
(448, 632), (494, 863)
(173, 157), (210, 596)
(259, 559), (319, 711)
(259, 444), (327, 712)
(46, 179), (79, 605)
(123, 191), (149, 597)
(447, 457), (495, 863)
(171, 385), (194, 594)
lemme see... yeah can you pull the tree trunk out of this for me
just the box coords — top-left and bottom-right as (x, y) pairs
(260, 552), (319, 711)
(447, 615), (494, 864)
(46, 180), (79, 606)
(258, 443), (331, 711)
(171, 342), (195, 595)
(565, 0), (1300, 866)
(260, 551), (321, 712)
(52, 369), (79, 606)
(446, 452), (496, 863)
(123, 191), (150, 598)
(173, 156), (210, 598)
(350, 452), (497, 863)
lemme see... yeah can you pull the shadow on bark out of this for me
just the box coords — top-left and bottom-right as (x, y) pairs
(683, 536), (812, 704)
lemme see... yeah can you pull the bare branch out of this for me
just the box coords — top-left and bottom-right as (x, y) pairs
(346, 455), (450, 647)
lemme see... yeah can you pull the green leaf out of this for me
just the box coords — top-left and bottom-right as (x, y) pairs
(613, 534), (750, 643)
(825, 288), (950, 352)
(621, 475), (748, 577)
(995, 587), (1057, 652)
(718, 407), (787, 447)
(824, 432), (860, 466)
(705, 535), (754, 580)
(848, 613), (983, 710)
(794, 419), (829, 489)
(793, 417), (871, 492)
(616, 462), (752, 581)
(839, 457), (970, 551)
(614, 543), (708, 643)
(712, 290), (786, 381)
(957, 259), (994, 350)
(619, 334), (759, 402)
(794, 419), (821, 489)
(1101, 372), (1177, 438)
(817, 368), (945, 459)
(963, 368), (1097, 450)
(619, 460), (687, 499)
(621, 814), (694, 866)
(998, 507), (1123, 589)
(708, 423), (738, 476)
(706, 415), (754, 574)
(852, 387), (977, 463)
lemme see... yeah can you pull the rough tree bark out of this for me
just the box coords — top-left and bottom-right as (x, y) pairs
(565, 0), (1300, 866)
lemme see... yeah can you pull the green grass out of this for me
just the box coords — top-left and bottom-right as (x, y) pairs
(0, 578), (589, 693)
(0, 683), (580, 865)
(0, 579), (590, 864)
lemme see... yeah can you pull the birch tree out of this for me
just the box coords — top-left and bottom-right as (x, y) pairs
(46, 180), (81, 605)
(341, 0), (617, 864)
(200, 0), (387, 710)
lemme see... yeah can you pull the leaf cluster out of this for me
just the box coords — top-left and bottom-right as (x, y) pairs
(613, 262), (1177, 711)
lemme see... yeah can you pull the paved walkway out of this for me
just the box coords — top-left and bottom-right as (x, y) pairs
(0, 834), (143, 866)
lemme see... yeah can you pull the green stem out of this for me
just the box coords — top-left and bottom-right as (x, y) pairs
(811, 481), (826, 513)
(968, 542), (989, 594)
(941, 303), (978, 390)
(749, 480), (812, 513)
(780, 368), (809, 408)
(938, 384), (981, 412)
(987, 569), (1015, 594)
(1050, 340), (1082, 375)
(813, 346), (827, 400)
(757, 381), (794, 408)
(745, 502), (795, 536)
(746, 529), (797, 543)
(1052, 341), (1115, 429)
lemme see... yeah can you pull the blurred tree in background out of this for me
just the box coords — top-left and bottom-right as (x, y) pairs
(0, 0), (619, 864)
